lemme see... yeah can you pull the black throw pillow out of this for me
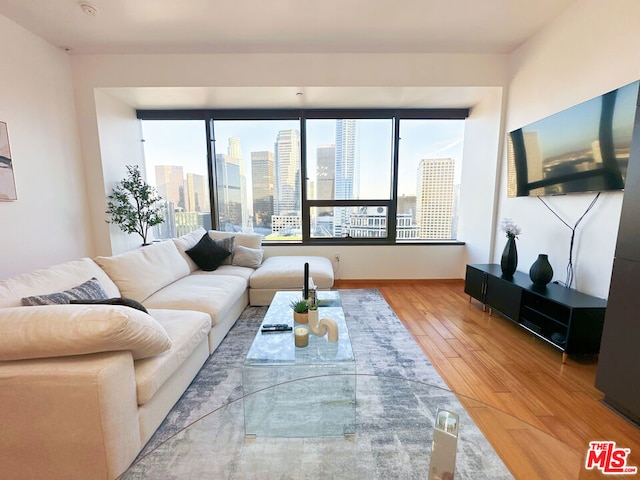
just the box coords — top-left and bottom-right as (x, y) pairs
(70, 297), (148, 313)
(186, 232), (231, 271)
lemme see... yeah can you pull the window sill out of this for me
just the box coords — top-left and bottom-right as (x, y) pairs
(263, 240), (466, 247)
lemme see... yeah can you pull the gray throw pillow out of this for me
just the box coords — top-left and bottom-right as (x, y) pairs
(231, 245), (264, 268)
(21, 277), (109, 306)
(215, 236), (235, 265)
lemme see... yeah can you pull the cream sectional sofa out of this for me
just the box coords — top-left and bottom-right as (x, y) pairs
(0, 228), (334, 480)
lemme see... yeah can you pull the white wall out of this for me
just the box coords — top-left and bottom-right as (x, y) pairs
(0, 16), (92, 279)
(458, 88), (505, 267)
(497, 0), (640, 298)
(70, 53), (507, 278)
(94, 90), (147, 254)
(264, 244), (465, 280)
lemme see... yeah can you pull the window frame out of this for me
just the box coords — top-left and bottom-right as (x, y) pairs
(137, 108), (469, 245)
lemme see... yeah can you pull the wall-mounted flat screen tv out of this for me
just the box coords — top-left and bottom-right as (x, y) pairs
(507, 80), (639, 197)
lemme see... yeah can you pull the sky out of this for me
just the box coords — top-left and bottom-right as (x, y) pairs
(140, 117), (465, 200)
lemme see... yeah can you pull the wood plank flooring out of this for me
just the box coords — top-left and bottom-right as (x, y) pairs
(335, 279), (640, 479)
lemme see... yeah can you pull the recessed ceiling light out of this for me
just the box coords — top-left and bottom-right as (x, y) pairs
(80, 3), (99, 16)
(296, 92), (304, 96)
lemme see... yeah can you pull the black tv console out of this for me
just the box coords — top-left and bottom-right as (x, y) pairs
(464, 264), (607, 363)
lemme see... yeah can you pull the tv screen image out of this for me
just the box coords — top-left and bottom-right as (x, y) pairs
(507, 80), (639, 197)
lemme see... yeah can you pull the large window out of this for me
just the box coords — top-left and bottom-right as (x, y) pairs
(138, 109), (467, 244)
(397, 119), (465, 241)
(305, 118), (393, 239)
(140, 120), (211, 239)
(211, 119), (300, 240)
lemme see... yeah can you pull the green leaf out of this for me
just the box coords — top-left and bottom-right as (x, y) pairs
(105, 165), (165, 244)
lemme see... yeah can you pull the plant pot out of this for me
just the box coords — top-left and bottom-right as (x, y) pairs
(500, 237), (518, 277)
(529, 254), (553, 286)
(293, 311), (308, 324)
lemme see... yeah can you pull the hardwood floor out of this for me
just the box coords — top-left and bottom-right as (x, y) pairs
(335, 279), (640, 479)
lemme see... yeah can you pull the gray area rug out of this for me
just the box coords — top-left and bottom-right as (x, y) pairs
(121, 289), (512, 479)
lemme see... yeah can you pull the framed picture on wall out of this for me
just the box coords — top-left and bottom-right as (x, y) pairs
(0, 121), (17, 201)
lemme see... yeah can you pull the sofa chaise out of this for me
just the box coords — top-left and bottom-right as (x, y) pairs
(0, 228), (333, 480)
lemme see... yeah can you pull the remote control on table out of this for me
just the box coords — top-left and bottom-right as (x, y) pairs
(261, 324), (292, 333)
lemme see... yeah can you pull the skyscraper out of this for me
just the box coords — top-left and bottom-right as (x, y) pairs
(316, 144), (335, 199)
(335, 120), (357, 199)
(216, 153), (243, 229)
(155, 165), (185, 211)
(416, 158), (455, 239)
(251, 150), (275, 229)
(226, 137), (249, 228)
(185, 173), (209, 213)
(316, 144), (336, 216)
(274, 129), (300, 215)
(334, 119), (357, 236)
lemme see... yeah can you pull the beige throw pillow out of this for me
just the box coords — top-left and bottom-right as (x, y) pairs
(95, 240), (190, 302)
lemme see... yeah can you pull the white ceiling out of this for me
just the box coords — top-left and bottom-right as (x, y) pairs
(0, 0), (577, 109)
(0, 0), (576, 55)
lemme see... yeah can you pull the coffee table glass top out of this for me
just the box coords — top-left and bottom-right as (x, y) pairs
(244, 290), (354, 366)
(243, 290), (356, 437)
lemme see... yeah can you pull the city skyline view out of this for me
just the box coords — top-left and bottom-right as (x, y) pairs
(141, 119), (464, 198)
(140, 118), (465, 240)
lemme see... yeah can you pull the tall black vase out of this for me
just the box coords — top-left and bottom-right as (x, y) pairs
(529, 254), (553, 286)
(500, 237), (518, 277)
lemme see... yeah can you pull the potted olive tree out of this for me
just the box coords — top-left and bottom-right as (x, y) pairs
(106, 165), (164, 246)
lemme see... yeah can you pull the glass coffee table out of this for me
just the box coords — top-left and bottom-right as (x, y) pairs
(242, 290), (356, 437)
(120, 374), (587, 479)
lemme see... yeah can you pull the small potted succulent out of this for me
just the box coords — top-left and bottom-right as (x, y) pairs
(290, 299), (309, 324)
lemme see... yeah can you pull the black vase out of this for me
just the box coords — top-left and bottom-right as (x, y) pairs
(529, 254), (553, 286)
(500, 237), (518, 277)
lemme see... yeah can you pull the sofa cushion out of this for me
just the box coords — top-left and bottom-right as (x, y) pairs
(232, 245), (264, 268)
(192, 265), (254, 282)
(185, 233), (231, 271)
(95, 240), (190, 302)
(0, 258), (120, 308)
(250, 256), (335, 289)
(70, 297), (148, 313)
(142, 274), (248, 327)
(0, 304), (171, 361)
(134, 308), (211, 405)
(21, 277), (109, 306)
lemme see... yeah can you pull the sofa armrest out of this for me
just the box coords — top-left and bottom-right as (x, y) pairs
(0, 305), (171, 361)
(0, 351), (140, 480)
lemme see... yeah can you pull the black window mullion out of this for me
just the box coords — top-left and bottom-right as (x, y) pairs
(388, 115), (401, 242)
(207, 117), (221, 230)
(307, 199), (390, 208)
(300, 113), (309, 242)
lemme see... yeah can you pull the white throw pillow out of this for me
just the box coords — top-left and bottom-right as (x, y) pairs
(172, 227), (207, 272)
(231, 245), (264, 269)
(0, 304), (171, 361)
(95, 240), (190, 302)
